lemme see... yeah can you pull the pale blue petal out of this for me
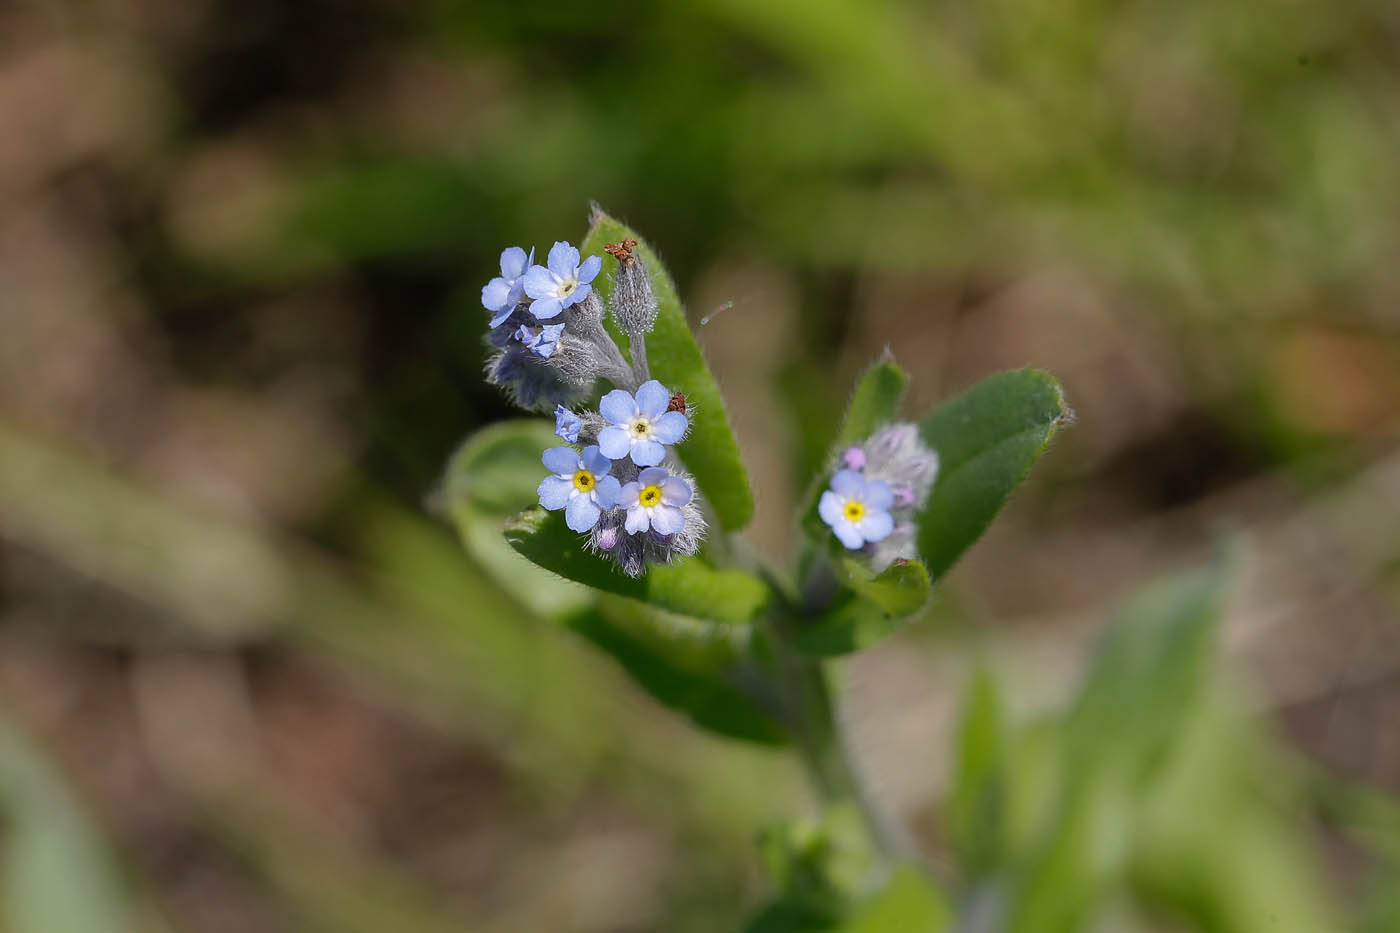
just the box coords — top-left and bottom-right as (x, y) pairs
(488, 304), (515, 328)
(832, 521), (865, 549)
(565, 495), (601, 532)
(482, 277), (512, 311)
(650, 504), (685, 535)
(598, 426), (631, 460)
(522, 266), (557, 299)
(554, 405), (582, 443)
(537, 475), (572, 510)
(541, 446), (580, 475)
(529, 296), (563, 320)
(577, 254), (602, 284)
(593, 475), (621, 509)
(831, 470), (865, 498)
(651, 411), (688, 444)
(624, 505), (650, 534)
(635, 380), (669, 418)
(599, 389), (638, 425)
(499, 246), (529, 278)
(618, 481), (641, 508)
(547, 241), (578, 277)
(818, 491), (845, 527)
(858, 509), (894, 543)
(660, 476), (692, 507)
(631, 438), (665, 466)
(637, 467), (668, 487)
(864, 479), (894, 511)
(581, 445), (611, 475)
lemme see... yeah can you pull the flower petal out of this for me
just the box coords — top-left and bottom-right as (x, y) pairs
(660, 476), (692, 507)
(650, 504), (685, 535)
(580, 445), (611, 475)
(554, 405), (582, 443)
(830, 469), (866, 499)
(537, 475), (572, 511)
(541, 446), (580, 475)
(818, 490), (845, 527)
(599, 389), (639, 425)
(594, 475), (621, 509)
(597, 425), (631, 460)
(565, 495), (602, 532)
(529, 297), (563, 320)
(650, 410), (688, 444)
(563, 281), (591, 307)
(637, 467), (669, 487)
(624, 505), (650, 534)
(547, 241), (578, 277)
(499, 246), (529, 278)
(522, 266), (558, 299)
(618, 481), (641, 508)
(832, 521), (866, 550)
(481, 277), (512, 311)
(577, 254), (602, 284)
(635, 380), (670, 418)
(630, 438), (665, 467)
(864, 479), (895, 511)
(858, 509), (894, 543)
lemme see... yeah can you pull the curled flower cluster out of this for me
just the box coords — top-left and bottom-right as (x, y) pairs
(819, 423), (939, 570)
(484, 235), (706, 576)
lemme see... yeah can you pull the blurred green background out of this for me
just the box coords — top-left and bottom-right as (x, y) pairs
(2, 0), (1399, 930)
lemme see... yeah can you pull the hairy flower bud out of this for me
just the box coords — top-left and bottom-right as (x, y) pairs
(607, 240), (658, 337)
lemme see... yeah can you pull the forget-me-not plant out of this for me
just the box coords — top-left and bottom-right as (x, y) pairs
(523, 241), (603, 320)
(481, 246), (534, 327)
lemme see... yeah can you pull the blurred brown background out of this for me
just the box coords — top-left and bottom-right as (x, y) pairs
(2, 0), (1399, 930)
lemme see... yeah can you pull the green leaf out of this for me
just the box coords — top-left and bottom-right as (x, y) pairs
(795, 559), (931, 656)
(505, 507), (768, 624)
(836, 357), (909, 447)
(568, 597), (789, 744)
(837, 866), (950, 933)
(441, 419), (560, 520)
(0, 720), (130, 933)
(581, 208), (755, 531)
(916, 369), (1070, 580)
(946, 667), (1007, 879)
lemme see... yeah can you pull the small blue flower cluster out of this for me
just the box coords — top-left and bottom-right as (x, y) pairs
(819, 423), (939, 569)
(483, 236), (705, 576)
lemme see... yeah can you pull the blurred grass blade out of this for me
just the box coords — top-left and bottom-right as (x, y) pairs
(1004, 554), (1233, 933)
(506, 507), (769, 624)
(581, 208), (755, 531)
(947, 667), (1007, 879)
(0, 720), (130, 933)
(916, 369), (1070, 580)
(571, 597), (789, 745)
(795, 558), (931, 656)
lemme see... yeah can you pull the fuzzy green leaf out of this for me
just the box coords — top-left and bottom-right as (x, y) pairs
(916, 369), (1070, 580)
(565, 597), (789, 745)
(794, 558), (931, 656)
(505, 507), (768, 624)
(580, 208), (754, 531)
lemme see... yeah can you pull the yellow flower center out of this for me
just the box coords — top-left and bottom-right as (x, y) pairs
(843, 500), (866, 523)
(559, 278), (577, 297)
(631, 418), (651, 437)
(639, 484), (662, 507)
(572, 469), (595, 493)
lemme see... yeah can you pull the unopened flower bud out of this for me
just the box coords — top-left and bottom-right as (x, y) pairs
(607, 240), (658, 337)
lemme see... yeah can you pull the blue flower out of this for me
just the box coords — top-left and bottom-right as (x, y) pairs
(515, 322), (565, 359)
(818, 470), (895, 549)
(522, 241), (602, 320)
(597, 380), (689, 467)
(619, 467), (691, 536)
(482, 247), (534, 327)
(554, 405), (582, 443)
(537, 445), (621, 532)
